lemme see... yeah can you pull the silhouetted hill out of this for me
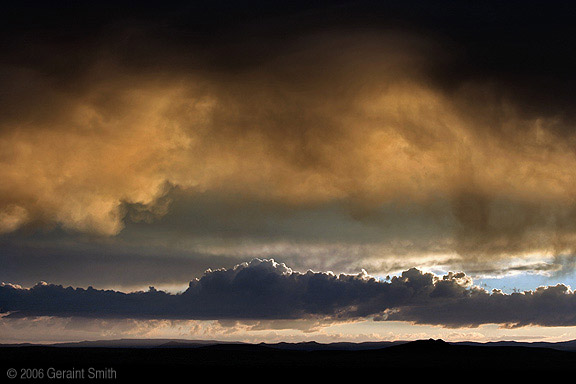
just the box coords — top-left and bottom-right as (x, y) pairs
(263, 340), (404, 351)
(195, 343), (274, 352)
(4, 337), (576, 351)
(455, 339), (576, 351)
(157, 340), (245, 348)
(385, 338), (448, 351)
(1, 338), (576, 380)
(52, 338), (222, 348)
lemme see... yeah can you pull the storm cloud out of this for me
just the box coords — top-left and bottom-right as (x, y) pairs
(2, 259), (576, 328)
(2, 1), (576, 268)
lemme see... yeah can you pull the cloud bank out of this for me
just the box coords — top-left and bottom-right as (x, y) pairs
(2, 1), (576, 264)
(2, 259), (576, 328)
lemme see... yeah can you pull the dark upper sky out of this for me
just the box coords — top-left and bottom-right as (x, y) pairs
(3, 1), (576, 103)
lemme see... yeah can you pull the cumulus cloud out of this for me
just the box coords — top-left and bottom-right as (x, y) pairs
(2, 259), (576, 328)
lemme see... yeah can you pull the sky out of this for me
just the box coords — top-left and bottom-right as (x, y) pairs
(3, 0), (576, 343)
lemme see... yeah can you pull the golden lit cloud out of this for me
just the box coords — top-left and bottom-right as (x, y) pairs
(2, 31), (576, 262)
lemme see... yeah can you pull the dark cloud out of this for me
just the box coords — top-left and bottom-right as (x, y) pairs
(2, 259), (576, 328)
(2, 0), (576, 268)
(387, 284), (576, 328)
(0, 259), (405, 320)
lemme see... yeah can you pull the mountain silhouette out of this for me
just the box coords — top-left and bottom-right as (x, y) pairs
(2, 338), (575, 379)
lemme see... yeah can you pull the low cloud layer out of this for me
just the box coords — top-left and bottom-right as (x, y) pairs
(2, 259), (576, 328)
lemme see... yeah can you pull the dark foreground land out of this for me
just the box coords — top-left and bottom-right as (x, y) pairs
(1, 339), (575, 380)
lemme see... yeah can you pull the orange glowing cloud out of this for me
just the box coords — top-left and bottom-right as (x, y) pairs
(1, 31), (576, 261)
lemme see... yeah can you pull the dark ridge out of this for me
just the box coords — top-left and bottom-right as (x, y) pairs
(262, 341), (324, 351)
(156, 341), (209, 348)
(386, 338), (449, 351)
(20, 338), (225, 348)
(263, 340), (404, 351)
(1, 339), (576, 378)
(4, 337), (576, 352)
(455, 339), (576, 351)
(195, 343), (275, 352)
(52, 339), (188, 348)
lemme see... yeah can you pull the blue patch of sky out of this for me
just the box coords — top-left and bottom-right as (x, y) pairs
(475, 271), (576, 293)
